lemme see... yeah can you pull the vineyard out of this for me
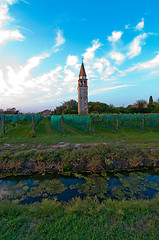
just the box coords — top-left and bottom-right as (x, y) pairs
(51, 114), (159, 133)
(0, 113), (159, 146)
(1, 114), (159, 136)
(0, 114), (43, 135)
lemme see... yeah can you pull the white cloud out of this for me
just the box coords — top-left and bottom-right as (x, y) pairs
(62, 68), (76, 92)
(110, 52), (125, 64)
(0, 55), (64, 108)
(0, 29), (24, 45)
(89, 85), (134, 95)
(126, 54), (159, 72)
(66, 55), (78, 66)
(150, 70), (159, 75)
(0, 3), (10, 28)
(107, 31), (123, 42)
(0, 53), (50, 95)
(55, 30), (65, 47)
(135, 18), (144, 31)
(65, 55), (80, 71)
(103, 66), (115, 78)
(93, 58), (110, 74)
(82, 39), (102, 62)
(84, 65), (97, 78)
(103, 77), (116, 82)
(1, 1), (18, 5)
(127, 33), (147, 58)
(19, 53), (50, 79)
(0, 1), (25, 46)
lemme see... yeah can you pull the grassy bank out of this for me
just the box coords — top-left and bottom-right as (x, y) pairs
(0, 144), (159, 173)
(0, 197), (159, 239)
(0, 118), (159, 147)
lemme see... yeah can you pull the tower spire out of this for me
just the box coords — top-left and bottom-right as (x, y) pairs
(79, 61), (86, 76)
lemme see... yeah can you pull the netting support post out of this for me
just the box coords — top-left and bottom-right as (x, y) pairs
(129, 113), (131, 129)
(61, 116), (64, 134)
(2, 115), (5, 135)
(89, 119), (91, 133)
(142, 115), (144, 132)
(32, 115), (35, 132)
(116, 115), (119, 133)
(0, 114), (2, 132)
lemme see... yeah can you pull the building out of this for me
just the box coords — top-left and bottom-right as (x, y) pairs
(42, 109), (52, 115)
(130, 104), (148, 109)
(77, 61), (88, 114)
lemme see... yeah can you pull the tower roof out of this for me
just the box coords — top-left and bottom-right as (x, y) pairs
(79, 62), (86, 76)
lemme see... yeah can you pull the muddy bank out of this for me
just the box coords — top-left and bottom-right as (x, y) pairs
(0, 143), (159, 174)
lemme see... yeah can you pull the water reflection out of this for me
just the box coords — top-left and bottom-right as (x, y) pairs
(0, 170), (158, 204)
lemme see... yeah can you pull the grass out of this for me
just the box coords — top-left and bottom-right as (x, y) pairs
(0, 197), (159, 239)
(0, 143), (159, 173)
(0, 118), (159, 147)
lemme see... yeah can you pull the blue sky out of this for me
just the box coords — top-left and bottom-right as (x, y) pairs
(0, 0), (159, 112)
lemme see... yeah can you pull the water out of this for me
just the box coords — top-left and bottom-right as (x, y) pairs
(0, 170), (159, 204)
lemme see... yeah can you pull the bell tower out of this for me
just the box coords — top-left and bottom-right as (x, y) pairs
(77, 61), (88, 114)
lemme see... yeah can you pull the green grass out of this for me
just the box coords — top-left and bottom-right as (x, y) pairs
(0, 197), (159, 240)
(0, 117), (159, 147)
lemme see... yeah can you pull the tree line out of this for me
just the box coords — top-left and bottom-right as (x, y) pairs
(53, 96), (159, 114)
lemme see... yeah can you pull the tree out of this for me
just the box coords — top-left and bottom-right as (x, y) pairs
(88, 102), (109, 113)
(135, 100), (147, 113)
(149, 96), (153, 105)
(61, 99), (78, 111)
(53, 99), (78, 115)
(108, 104), (115, 113)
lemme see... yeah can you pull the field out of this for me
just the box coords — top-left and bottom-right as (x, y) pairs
(0, 116), (159, 148)
(0, 115), (159, 239)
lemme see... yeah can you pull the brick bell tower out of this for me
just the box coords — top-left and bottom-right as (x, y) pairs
(77, 61), (88, 114)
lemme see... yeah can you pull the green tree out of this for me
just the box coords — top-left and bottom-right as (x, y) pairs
(88, 102), (110, 113)
(135, 99), (147, 113)
(62, 99), (78, 111)
(53, 99), (78, 115)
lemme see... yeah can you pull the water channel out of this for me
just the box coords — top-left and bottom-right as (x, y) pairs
(0, 170), (159, 204)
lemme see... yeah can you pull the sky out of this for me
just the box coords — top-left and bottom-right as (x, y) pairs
(0, 0), (159, 112)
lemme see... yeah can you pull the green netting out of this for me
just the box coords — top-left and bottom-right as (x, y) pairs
(63, 115), (91, 132)
(33, 115), (43, 123)
(91, 114), (117, 130)
(149, 114), (159, 128)
(119, 114), (159, 130)
(0, 114), (43, 134)
(91, 114), (159, 130)
(0, 114), (43, 124)
(119, 114), (143, 130)
(51, 115), (62, 133)
(1, 115), (26, 124)
(50, 114), (159, 132)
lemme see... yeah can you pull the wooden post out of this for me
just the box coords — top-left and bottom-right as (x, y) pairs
(2, 115), (5, 135)
(1, 114), (2, 132)
(32, 115), (35, 132)
(129, 113), (131, 129)
(61, 115), (64, 134)
(89, 117), (91, 133)
(116, 115), (119, 133)
(142, 115), (144, 132)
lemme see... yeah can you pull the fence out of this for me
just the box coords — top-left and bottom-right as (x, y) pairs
(50, 114), (159, 133)
(0, 114), (43, 134)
